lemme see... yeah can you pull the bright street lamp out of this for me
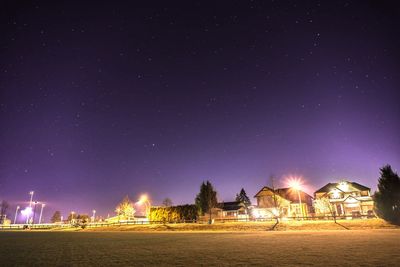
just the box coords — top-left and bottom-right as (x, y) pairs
(137, 194), (151, 219)
(14, 206), (20, 224)
(288, 177), (304, 218)
(21, 207), (33, 223)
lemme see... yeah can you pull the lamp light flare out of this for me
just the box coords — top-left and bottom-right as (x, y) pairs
(287, 177), (303, 191)
(21, 207), (33, 217)
(138, 194), (148, 204)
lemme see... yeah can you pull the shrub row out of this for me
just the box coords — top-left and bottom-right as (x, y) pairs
(149, 204), (198, 222)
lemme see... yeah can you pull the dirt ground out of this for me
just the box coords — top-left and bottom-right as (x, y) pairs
(1, 229), (399, 266)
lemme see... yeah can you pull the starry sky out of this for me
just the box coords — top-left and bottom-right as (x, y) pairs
(1, 1), (399, 221)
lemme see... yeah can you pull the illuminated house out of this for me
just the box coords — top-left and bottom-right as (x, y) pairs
(314, 181), (374, 217)
(252, 187), (313, 218)
(211, 201), (249, 219)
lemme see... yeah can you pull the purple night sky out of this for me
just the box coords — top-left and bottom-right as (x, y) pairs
(1, 1), (399, 222)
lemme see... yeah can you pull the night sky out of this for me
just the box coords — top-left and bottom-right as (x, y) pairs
(1, 1), (399, 221)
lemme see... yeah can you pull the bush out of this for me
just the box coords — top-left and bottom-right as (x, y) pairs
(150, 205), (198, 222)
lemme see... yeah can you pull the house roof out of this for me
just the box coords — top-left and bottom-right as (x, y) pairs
(314, 181), (370, 194)
(254, 186), (313, 203)
(216, 201), (245, 211)
(254, 186), (274, 198)
(275, 188), (313, 203)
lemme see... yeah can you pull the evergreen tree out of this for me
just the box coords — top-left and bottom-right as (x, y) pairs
(374, 165), (400, 225)
(195, 181), (218, 219)
(51, 211), (62, 223)
(235, 188), (251, 207)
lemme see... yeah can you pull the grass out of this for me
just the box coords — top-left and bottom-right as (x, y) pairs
(1, 229), (400, 266)
(79, 218), (398, 232)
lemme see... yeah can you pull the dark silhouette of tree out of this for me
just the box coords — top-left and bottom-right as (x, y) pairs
(77, 214), (90, 224)
(195, 180), (217, 222)
(51, 211), (62, 223)
(67, 212), (77, 222)
(162, 198), (173, 207)
(0, 200), (9, 224)
(235, 188), (251, 209)
(374, 165), (400, 225)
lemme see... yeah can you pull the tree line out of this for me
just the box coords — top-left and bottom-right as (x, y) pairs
(1, 164), (399, 226)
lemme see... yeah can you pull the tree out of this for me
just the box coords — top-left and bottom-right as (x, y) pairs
(51, 211), (62, 223)
(374, 165), (400, 225)
(67, 212), (77, 223)
(313, 197), (336, 223)
(195, 180), (218, 221)
(77, 214), (90, 224)
(162, 198), (173, 207)
(0, 201), (9, 224)
(236, 188), (251, 208)
(115, 196), (136, 220)
(269, 176), (283, 216)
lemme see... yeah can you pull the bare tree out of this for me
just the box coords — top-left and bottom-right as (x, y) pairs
(270, 176), (281, 217)
(314, 196), (336, 223)
(162, 198), (173, 207)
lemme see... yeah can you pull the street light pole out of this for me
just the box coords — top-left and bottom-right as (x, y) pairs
(29, 191), (34, 207)
(138, 195), (151, 219)
(297, 189), (303, 218)
(26, 191), (34, 224)
(39, 203), (45, 224)
(288, 177), (305, 219)
(14, 206), (20, 224)
(32, 201), (38, 225)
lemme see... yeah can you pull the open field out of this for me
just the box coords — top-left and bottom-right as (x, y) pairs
(1, 229), (399, 266)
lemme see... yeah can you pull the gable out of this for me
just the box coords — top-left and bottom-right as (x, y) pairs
(315, 181), (370, 194)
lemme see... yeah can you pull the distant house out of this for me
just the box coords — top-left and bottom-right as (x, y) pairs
(253, 186), (313, 218)
(210, 201), (249, 220)
(314, 180), (374, 217)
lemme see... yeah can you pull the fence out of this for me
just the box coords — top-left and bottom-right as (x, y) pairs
(0, 214), (377, 230)
(0, 223), (71, 230)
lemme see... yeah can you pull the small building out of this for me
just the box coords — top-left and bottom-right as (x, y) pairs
(253, 186), (313, 218)
(210, 201), (249, 220)
(314, 180), (374, 217)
